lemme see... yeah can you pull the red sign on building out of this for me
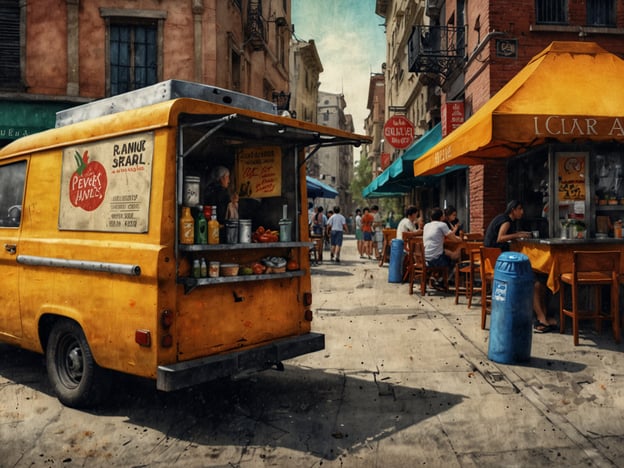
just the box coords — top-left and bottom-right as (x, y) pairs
(380, 152), (391, 170)
(383, 115), (415, 149)
(441, 100), (465, 137)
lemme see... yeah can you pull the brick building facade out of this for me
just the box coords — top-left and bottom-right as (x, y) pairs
(0, 0), (291, 146)
(428, 0), (624, 232)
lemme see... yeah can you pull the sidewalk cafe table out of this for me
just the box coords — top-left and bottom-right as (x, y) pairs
(513, 238), (624, 293)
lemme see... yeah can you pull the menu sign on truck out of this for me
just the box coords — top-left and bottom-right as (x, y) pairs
(59, 132), (154, 232)
(236, 146), (282, 198)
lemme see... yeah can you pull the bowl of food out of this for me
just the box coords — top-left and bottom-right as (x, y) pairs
(220, 263), (239, 276)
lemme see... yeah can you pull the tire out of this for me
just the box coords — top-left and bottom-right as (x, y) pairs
(46, 320), (112, 408)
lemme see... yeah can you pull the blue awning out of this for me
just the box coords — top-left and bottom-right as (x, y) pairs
(306, 176), (339, 199)
(362, 123), (465, 198)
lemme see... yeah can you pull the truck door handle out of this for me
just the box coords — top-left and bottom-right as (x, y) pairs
(4, 244), (16, 255)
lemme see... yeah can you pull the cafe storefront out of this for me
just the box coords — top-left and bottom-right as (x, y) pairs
(411, 41), (624, 305)
(413, 41), (624, 242)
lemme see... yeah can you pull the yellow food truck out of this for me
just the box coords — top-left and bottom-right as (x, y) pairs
(0, 81), (368, 407)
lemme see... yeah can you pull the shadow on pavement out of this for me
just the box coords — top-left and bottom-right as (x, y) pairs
(0, 344), (462, 461)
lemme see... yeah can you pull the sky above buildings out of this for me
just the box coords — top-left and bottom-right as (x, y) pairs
(291, 0), (386, 136)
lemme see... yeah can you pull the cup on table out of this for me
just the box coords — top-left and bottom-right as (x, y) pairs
(532, 230), (540, 239)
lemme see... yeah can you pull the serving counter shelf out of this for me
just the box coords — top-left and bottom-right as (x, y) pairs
(517, 238), (624, 245)
(179, 270), (306, 294)
(179, 241), (313, 251)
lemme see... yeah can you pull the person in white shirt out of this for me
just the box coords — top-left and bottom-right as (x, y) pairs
(326, 206), (348, 262)
(396, 206), (423, 239)
(423, 207), (462, 270)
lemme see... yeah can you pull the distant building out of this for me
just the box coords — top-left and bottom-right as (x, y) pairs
(315, 91), (355, 214)
(364, 72), (386, 178)
(289, 39), (323, 124)
(0, 0), (292, 146)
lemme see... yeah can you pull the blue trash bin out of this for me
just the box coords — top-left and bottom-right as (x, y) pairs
(487, 252), (534, 364)
(388, 238), (404, 283)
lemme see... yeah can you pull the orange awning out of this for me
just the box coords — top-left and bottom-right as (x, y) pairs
(414, 41), (624, 176)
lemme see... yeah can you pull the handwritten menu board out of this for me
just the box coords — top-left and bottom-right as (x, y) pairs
(236, 146), (282, 198)
(557, 153), (586, 201)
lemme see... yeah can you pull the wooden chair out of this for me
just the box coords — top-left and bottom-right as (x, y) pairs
(455, 247), (482, 307)
(479, 247), (502, 329)
(559, 251), (621, 346)
(402, 232), (422, 282)
(310, 235), (323, 263)
(408, 238), (450, 296)
(378, 228), (397, 266)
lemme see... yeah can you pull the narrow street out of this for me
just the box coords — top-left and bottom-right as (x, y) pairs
(1, 235), (624, 467)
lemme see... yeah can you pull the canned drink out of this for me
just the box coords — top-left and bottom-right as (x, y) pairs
(208, 261), (220, 278)
(226, 220), (239, 244)
(183, 176), (201, 206)
(239, 219), (252, 243)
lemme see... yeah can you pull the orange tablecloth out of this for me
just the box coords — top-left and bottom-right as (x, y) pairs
(514, 240), (624, 293)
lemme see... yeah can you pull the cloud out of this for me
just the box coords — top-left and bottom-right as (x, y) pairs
(292, 0), (386, 135)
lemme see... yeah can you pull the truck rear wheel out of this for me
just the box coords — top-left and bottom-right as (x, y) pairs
(46, 320), (111, 408)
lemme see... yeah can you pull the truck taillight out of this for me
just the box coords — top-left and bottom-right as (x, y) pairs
(303, 292), (312, 306)
(160, 309), (173, 329)
(304, 309), (313, 321)
(161, 334), (173, 348)
(135, 329), (151, 347)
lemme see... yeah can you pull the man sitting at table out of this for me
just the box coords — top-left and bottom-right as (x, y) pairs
(423, 207), (462, 289)
(396, 205), (423, 239)
(484, 200), (556, 333)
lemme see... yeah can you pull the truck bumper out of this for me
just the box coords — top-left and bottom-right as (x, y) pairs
(156, 332), (325, 392)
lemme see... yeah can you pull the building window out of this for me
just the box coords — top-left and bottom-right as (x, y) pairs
(101, 9), (166, 97)
(535, 0), (568, 24)
(0, 0), (21, 89)
(587, 0), (615, 26)
(231, 49), (241, 91)
(109, 22), (157, 95)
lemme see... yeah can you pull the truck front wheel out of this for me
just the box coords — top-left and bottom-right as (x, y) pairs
(46, 320), (111, 408)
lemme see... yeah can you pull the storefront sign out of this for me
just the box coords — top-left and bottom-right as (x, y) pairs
(236, 146), (282, 198)
(496, 39), (518, 58)
(383, 116), (415, 149)
(59, 132), (154, 232)
(441, 101), (464, 137)
(381, 152), (391, 170)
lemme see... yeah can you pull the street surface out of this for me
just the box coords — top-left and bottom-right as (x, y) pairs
(1, 235), (624, 467)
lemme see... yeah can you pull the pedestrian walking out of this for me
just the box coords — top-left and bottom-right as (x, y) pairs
(326, 206), (348, 262)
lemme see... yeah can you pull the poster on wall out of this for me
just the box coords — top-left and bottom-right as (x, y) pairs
(59, 132), (154, 232)
(236, 146), (282, 198)
(557, 152), (586, 201)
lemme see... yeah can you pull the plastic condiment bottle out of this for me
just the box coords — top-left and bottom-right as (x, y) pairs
(179, 206), (195, 244)
(194, 205), (208, 244)
(208, 208), (220, 245)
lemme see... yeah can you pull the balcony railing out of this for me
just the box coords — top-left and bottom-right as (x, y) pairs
(245, 0), (266, 50)
(408, 25), (466, 82)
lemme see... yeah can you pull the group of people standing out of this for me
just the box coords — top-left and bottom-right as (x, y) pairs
(309, 205), (348, 262)
(353, 205), (384, 259)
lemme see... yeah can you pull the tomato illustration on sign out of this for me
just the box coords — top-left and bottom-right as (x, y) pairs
(69, 150), (108, 211)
